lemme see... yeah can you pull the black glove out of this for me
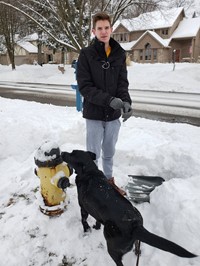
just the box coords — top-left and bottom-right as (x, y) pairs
(122, 102), (133, 122)
(57, 177), (70, 189)
(109, 97), (124, 110)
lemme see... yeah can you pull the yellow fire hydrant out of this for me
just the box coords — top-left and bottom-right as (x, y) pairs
(34, 141), (73, 216)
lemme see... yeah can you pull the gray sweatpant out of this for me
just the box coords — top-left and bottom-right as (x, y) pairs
(86, 119), (121, 179)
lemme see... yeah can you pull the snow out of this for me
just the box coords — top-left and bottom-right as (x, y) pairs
(171, 17), (200, 39)
(114, 6), (200, 52)
(0, 62), (200, 93)
(34, 141), (60, 163)
(0, 63), (200, 266)
(23, 33), (38, 42)
(130, 30), (171, 49)
(127, 63), (200, 93)
(120, 40), (137, 51)
(17, 41), (38, 53)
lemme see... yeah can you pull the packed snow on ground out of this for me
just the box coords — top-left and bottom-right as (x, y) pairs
(0, 62), (200, 266)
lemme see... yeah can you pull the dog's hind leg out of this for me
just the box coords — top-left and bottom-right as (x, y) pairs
(107, 247), (124, 266)
(80, 207), (90, 232)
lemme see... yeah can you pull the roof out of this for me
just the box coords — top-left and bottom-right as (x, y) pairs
(119, 15), (200, 51)
(17, 41), (38, 53)
(120, 40), (137, 50)
(113, 7), (184, 32)
(132, 30), (171, 49)
(171, 17), (200, 38)
(120, 31), (171, 51)
(146, 31), (171, 47)
(114, 7), (200, 51)
(22, 33), (38, 42)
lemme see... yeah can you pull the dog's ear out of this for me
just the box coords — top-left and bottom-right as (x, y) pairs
(87, 151), (96, 161)
(70, 150), (96, 163)
(70, 150), (85, 162)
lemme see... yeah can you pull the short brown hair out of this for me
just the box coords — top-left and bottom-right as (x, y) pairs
(92, 12), (111, 29)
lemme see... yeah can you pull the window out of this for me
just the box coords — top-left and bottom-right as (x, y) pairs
(145, 43), (151, 61)
(114, 34), (119, 42)
(153, 49), (157, 61)
(162, 29), (168, 35)
(124, 33), (128, 42)
(140, 50), (143, 60)
(112, 33), (129, 43)
(119, 33), (128, 42)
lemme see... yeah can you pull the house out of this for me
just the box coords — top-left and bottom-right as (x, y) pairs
(0, 34), (39, 65)
(14, 40), (39, 65)
(0, 33), (70, 66)
(112, 7), (200, 63)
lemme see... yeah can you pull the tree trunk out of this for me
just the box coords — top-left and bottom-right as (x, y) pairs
(7, 48), (16, 70)
(37, 43), (43, 66)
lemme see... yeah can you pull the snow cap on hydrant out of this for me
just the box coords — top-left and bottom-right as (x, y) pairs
(34, 141), (73, 216)
(34, 141), (63, 167)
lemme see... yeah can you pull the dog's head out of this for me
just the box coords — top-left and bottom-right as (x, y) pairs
(61, 150), (97, 175)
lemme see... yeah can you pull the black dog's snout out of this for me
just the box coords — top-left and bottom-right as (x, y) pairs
(61, 152), (71, 163)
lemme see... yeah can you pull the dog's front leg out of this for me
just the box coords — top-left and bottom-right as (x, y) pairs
(80, 207), (91, 232)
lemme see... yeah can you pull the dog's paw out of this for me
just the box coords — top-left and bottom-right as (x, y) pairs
(93, 221), (101, 230)
(83, 224), (91, 233)
(83, 227), (92, 238)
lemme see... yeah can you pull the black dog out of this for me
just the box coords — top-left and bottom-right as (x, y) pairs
(62, 150), (196, 266)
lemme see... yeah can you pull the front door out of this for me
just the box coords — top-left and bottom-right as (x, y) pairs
(175, 49), (180, 62)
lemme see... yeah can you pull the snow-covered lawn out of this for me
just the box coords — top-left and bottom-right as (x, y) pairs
(0, 62), (199, 93)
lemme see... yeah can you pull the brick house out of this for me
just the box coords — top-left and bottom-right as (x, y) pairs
(112, 7), (200, 63)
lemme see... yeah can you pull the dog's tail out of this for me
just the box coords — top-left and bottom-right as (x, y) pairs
(135, 226), (196, 258)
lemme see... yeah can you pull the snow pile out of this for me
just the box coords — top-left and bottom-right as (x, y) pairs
(0, 97), (199, 266)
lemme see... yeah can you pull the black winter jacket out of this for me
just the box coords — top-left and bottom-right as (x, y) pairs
(77, 37), (132, 121)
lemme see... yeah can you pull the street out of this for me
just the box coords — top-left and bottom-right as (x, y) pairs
(0, 82), (200, 126)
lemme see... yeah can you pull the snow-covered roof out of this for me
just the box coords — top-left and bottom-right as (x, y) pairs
(22, 33), (38, 42)
(119, 31), (171, 51)
(118, 15), (200, 51)
(119, 40), (137, 51)
(148, 31), (171, 46)
(113, 7), (200, 51)
(133, 30), (171, 48)
(17, 41), (38, 53)
(113, 7), (184, 32)
(171, 17), (200, 38)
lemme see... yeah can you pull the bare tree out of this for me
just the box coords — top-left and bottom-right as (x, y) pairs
(0, 0), (163, 53)
(167, 0), (195, 9)
(0, 0), (167, 57)
(118, 0), (160, 19)
(0, 0), (23, 70)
